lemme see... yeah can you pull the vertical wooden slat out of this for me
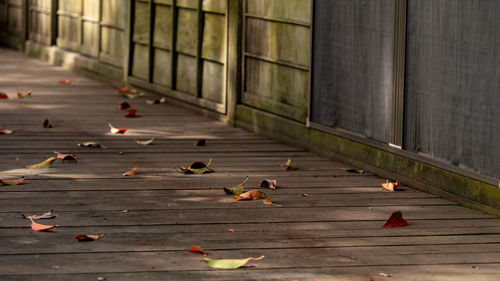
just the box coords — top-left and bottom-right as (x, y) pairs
(170, 0), (177, 89)
(390, 0), (407, 148)
(148, 0), (154, 83)
(306, 0), (315, 127)
(50, 0), (57, 45)
(124, 0), (134, 79)
(97, 0), (102, 55)
(195, 0), (203, 98)
(226, 0), (241, 124)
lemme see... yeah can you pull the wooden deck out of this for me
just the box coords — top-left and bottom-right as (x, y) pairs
(1, 48), (500, 280)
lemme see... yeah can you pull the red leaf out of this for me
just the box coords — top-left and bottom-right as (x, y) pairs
(381, 181), (400, 192)
(0, 92), (8, 99)
(194, 139), (206, 146)
(73, 234), (104, 241)
(122, 167), (138, 176)
(189, 245), (208, 256)
(382, 211), (409, 228)
(118, 88), (137, 94)
(58, 80), (73, 85)
(0, 178), (25, 186)
(0, 127), (14, 134)
(235, 190), (266, 201)
(125, 108), (137, 118)
(43, 119), (52, 128)
(228, 229), (235, 232)
(30, 218), (54, 231)
(108, 123), (127, 134)
(118, 101), (131, 110)
(259, 179), (277, 190)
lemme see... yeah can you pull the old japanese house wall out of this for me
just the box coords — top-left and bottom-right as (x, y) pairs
(1, 0), (500, 214)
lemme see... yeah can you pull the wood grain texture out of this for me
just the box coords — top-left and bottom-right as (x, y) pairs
(1, 47), (500, 280)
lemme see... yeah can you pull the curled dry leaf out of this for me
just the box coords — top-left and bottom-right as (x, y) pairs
(122, 167), (138, 176)
(23, 210), (56, 220)
(189, 245), (208, 256)
(280, 158), (297, 171)
(18, 156), (58, 168)
(125, 108), (137, 118)
(58, 80), (74, 85)
(43, 118), (52, 128)
(0, 92), (8, 99)
(235, 190), (266, 201)
(118, 101), (131, 110)
(381, 180), (400, 192)
(194, 139), (206, 146)
(259, 179), (277, 190)
(73, 234), (104, 242)
(177, 159), (214, 174)
(0, 127), (14, 134)
(28, 217), (54, 231)
(203, 255), (265, 269)
(0, 177), (25, 186)
(78, 141), (106, 148)
(118, 87), (137, 94)
(53, 151), (78, 162)
(223, 177), (248, 195)
(382, 211), (409, 228)
(118, 88), (144, 99)
(345, 168), (364, 174)
(134, 137), (155, 145)
(17, 90), (32, 99)
(108, 123), (127, 134)
(146, 97), (166, 104)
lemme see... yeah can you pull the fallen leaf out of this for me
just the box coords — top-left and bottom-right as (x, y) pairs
(223, 177), (248, 195)
(0, 92), (8, 99)
(300, 193), (310, 197)
(122, 167), (138, 176)
(134, 137), (155, 145)
(28, 217), (54, 231)
(259, 179), (277, 190)
(228, 229), (235, 232)
(78, 142), (106, 148)
(146, 97), (166, 104)
(189, 245), (208, 256)
(235, 190), (266, 201)
(0, 177), (25, 186)
(0, 127), (14, 134)
(194, 139), (206, 146)
(97, 277), (106, 281)
(58, 80), (74, 85)
(379, 273), (393, 277)
(118, 101), (131, 110)
(125, 108), (137, 118)
(381, 180), (400, 192)
(118, 87), (137, 94)
(73, 234), (104, 242)
(262, 197), (282, 207)
(382, 211), (409, 228)
(280, 158), (297, 171)
(18, 156), (58, 168)
(345, 168), (364, 174)
(203, 255), (265, 269)
(53, 151), (78, 162)
(23, 210), (56, 220)
(51, 265), (60, 269)
(17, 90), (32, 99)
(43, 118), (53, 128)
(108, 123), (127, 134)
(177, 159), (214, 174)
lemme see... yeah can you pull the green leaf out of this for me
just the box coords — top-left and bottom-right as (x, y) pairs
(203, 255), (264, 269)
(0, 177), (25, 186)
(223, 177), (248, 195)
(135, 137), (155, 145)
(176, 159), (213, 174)
(18, 157), (58, 168)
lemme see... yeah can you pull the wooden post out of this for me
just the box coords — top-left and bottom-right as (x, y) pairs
(226, 0), (241, 125)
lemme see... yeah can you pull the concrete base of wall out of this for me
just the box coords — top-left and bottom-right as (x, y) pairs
(236, 104), (500, 217)
(24, 40), (123, 85)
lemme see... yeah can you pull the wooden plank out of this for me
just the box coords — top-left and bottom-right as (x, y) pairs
(246, 0), (311, 23)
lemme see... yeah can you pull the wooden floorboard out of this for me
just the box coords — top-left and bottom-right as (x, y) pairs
(2, 48), (500, 280)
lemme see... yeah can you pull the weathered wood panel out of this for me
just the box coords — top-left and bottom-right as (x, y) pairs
(202, 0), (225, 13)
(202, 60), (223, 103)
(246, 0), (310, 22)
(201, 12), (225, 62)
(153, 4), (172, 49)
(176, 0), (197, 9)
(102, 0), (126, 29)
(152, 48), (172, 86)
(175, 8), (197, 56)
(176, 54), (197, 95)
(100, 26), (124, 66)
(131, 43), (149, 80)
(82, 21), (99, 56)
(404, 0), (500, 178)
(310, 0), (394, 143)
(29, 0), (52, 45)
(57, 13), (81, 51)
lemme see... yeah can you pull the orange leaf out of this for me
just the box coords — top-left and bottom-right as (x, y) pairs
(0, 127), (14, 134)
(29, 218), (54, 231)
(108, 123), (127, 134)
(189, 245), (208, 256)
(381, 181), (400, 192)
(228, 229), (235, 232)
(118, 87), (137, 94)
(118, 101), (131, 110)
(125, 108), (137, 118)
(122, 167), (138, 176)
(382, 211), (409, 228)
(73, 234), (104, 241)
(58, 80), (74, 85)
(259, 179), (277, 190)
(0, 92), (8, 99)
(235, 190), (266, 201)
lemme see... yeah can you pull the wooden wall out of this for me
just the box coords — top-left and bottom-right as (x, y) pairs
(242, 0), (311, 122)
(0, 0), (26, 49)
(129, 0), (227, 114)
